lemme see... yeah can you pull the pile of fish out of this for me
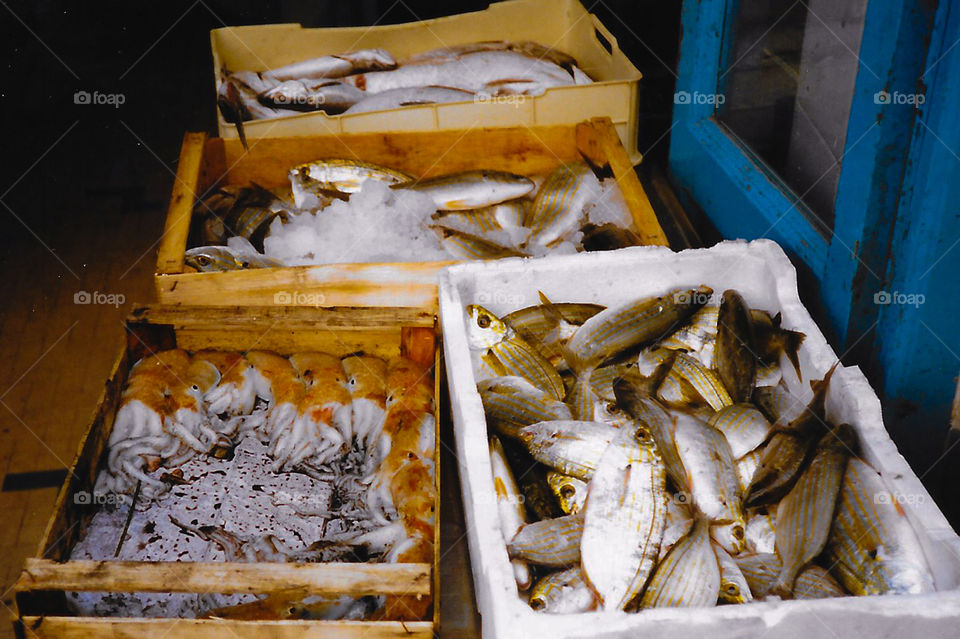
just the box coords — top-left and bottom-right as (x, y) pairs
(217, 41), (591, 133)
(466, 288), (936, 613)
(84, 348), (436, 620)
(186, 158), (635, 271)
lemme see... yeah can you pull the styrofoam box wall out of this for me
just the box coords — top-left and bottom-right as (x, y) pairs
(438, 240), (960, 639)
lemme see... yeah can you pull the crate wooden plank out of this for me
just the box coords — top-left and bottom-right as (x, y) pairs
(18, 559), (430, 596)
(173, 328), (405, 360)
(128, 305), (435, 329)
(157, 133), (207, 275)
(18, 617), (433, 639)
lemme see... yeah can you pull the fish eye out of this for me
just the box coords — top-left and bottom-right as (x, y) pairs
(605, 402), (619, 414)
(478, 315), (491, 328)
(191, 384), (200, 392)
(560, 485), (575, 499)
(733, 525), (745, 540)
(197, 256), (211, 266)
(726, 584), (740, 595)
(529, 597), (545, 611)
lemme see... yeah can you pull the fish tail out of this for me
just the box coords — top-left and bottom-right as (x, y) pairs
(770, 566), (800, 599)
(782, 329), (806, 380)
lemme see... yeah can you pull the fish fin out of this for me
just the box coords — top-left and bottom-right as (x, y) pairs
(537, 292), (589, 375)
(782, 330), (806, 380)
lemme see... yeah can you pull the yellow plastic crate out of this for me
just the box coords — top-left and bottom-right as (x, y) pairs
(211, 0), (644, 162)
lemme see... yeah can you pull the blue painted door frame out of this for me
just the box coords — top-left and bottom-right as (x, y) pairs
(669, 0), (960, 472)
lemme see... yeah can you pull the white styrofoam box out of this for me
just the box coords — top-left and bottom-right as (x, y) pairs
(438, 239), (960, 639)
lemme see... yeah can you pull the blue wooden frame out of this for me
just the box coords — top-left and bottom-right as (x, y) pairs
(669, 0), (960, 468)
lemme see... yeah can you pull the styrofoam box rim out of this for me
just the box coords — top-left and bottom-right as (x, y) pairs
(438, 239), (960, 639)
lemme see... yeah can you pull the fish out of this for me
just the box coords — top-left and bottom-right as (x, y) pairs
(404, 41), (580, 74)
(489, 435), (532, 591)
(581, 426), (667, 611)
(744, 506), (777, 554)
(824, 457), (935, 596)
(499, 436), (564, 520)
(477, 376), (572, 439)
(546, 471), (588, 515)
(465, 305), (565, 400)
(639, 516), (720, 609)
(708, 404), (772, 459)
(288, 159), (412, 208)
(714, 543), (753, 604)
(184, 244), (285, 272)
(508, 513), (583, 566)
(579, 222), (641, 252)
(670, 411), (746, 554)
(735, 553), (846, 599)
(658, 352), (733, 411)
(751, 383), (808, 425)
(394, 169), (534, 211)
(745, 364), (837, 507)
(258, 79), (364, 113)
(660, 304), (719, 365)
(528, 566), (597, 613)
(434, 227), (526, 260)
(344, 50), (576, 95)
(196, 183), (293, 251)
(262, 49), (397, 82)
(344, 86), (475, 114)
(750, 310), (805, 379)
(524, 163), (602, 248)
(771, 423), (857, 598)
(503, 301), (604, 370)
(431, 202), (530, 249)
(715, 290), (757, 403)
(517, 420), (620, 480)
(613, 384), (687, 490)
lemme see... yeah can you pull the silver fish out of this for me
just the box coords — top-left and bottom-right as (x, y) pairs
(524, 162), (603, 248)
(490, 435), (532, 591)
(639, 516), (720, 609)
(518, 420), (620, 480)
(431, 203), (530, 250)
(735, 553), (846, 600)
(262, 49), (396, 82)
(259, 79), (364, 113)
(184, 245), (284, 272)
(546, 471), (588, 515)
(478, 376), (572, 438)
(435, 227), (525, 260)
(708, 404), (772, 459)
(528, 566), (597, 613)
(288, 159), (411, 208)
(508, 513), (583, 566)
(714, 542), (753, 604)
(658, 352), (733, 411)
(581, 427), (667, 611)
(344, 86), (474, 114)
(745, 507), (777, 554)
(395, 170), (534, 211)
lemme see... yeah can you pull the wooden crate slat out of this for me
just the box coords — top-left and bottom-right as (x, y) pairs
(18, 617), (434, 639)
(19, 559), (431, 596)
(157, 132), (207, 275)
(128, 305), (435, 329)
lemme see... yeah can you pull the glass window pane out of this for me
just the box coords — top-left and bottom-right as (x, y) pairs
(717, 0), (868, 232)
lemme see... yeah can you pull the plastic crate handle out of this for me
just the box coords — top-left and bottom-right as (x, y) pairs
(590, 14), (618, 57)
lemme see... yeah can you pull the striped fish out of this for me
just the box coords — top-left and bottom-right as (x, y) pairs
(436, 227), (525, 260)
(529, 567), (597, 613)
(466, 305), (565, 400)
(290, 158), (411, 194)
(746, 364), (837, 507)
(714, 542), (753, 604)
(640, 517), (720, 609)
(196, 183), (293, 251)
(671, 411), (745, 554)
(524, 162), (602, 248)
(489, 435), (532, 591)
(613, 384), (687, 490)
(184, 245), (285, 272)
(659, 352), (733, 411)
(660, 304), (719, 366)
(752, 383), (808, 426)
(709, 404), (771, 458)
(431, 201), (529, 248)
(825, 457), (935, 596)
(771, 424), (857, 597)
(735, 553), (846, 599)
(745, 507), (776, 554)
(394, 169), (534, 210)
(517, 420), (620, 480)
(736, 448), (764, 494)
(546, 471), (588, 515)
(499, 437), (564, 521)
(715, 290), (757, 403)
(478, 376), (572, 439)
(588, 363), (636, 401)
(581, 427), (667, 611)
(508, 513), (583, 566)
(504, 301), (605, 372)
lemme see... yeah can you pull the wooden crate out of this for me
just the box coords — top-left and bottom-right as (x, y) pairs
(12, 304), (442, 639)
(154, 117), (669, 310)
